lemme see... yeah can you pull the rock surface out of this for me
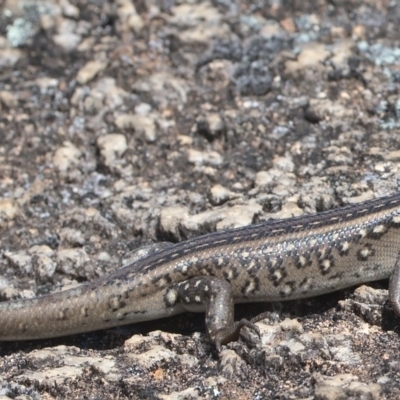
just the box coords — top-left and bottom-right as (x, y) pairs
(0, 0), (400, 398)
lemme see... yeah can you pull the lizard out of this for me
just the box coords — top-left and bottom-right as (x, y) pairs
(2, 192), (400, 352)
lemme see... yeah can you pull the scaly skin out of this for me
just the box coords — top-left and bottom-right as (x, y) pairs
(2, 192), (400, 349)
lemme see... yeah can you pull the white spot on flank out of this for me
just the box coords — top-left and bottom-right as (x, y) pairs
(273, 271), (282, 281)
(309, 238), (317, 247)
(195, 296), (201, 303)
(246, 260), (256, 271)
(393, 215), (400, 224)
(116, 312), (124, 320)
(332, 232), (339, 241)
(157, 278), (168, 287)
(285, 242), (295, 251)
(373, 224), (386, 233)
(321, 259), (331, 271)
(342, 242), (350, 252)
(217, 258), (224, 266)
(299, 256), (306, 267)
(190, 256), (199, 264)
(301, 278), (313, 291)
(242, 251), (250, 258)
(281, 284), (293, 295)
(269, 258), (277, 268)
(359, 228), (368, 238)
(184, 284), (190, 291)
(166, 290), (178, 305)
(203, 285), (209, 292)
(245, 280), (256, 295)
(195, 280), (201, 287)
(360, 248), (371, 257)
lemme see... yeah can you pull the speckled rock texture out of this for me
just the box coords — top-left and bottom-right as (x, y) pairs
(0, 0), (400, 399)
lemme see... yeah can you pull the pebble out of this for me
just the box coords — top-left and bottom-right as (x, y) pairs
(285, 42), (330, 73)
(0, 90), (17, 108)
(52, 141), (81, 172)
(115, 114), (157, 142)
(116, 0), (144, 33)
(97, 134), (127, 167)
(168, 2), (229, 44)
(127, 345), (177, 369)
(0, 198), (20, 226)
(0, 47), (22, 69)
(186, 149), (223, 166)
(60, 0), (80, 18)
(205, 112), (225, 138)
(34, 254), (57, 281)
(76, 60), (108, 85)
(4, 251), (32, 275)
(53, 30), (81, 52)
(209, 184), (234, 205)
(56, 248), (90, 277)
(17, 346), (118, 385)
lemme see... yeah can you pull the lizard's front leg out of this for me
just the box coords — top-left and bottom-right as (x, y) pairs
(176, 276), (260, 352)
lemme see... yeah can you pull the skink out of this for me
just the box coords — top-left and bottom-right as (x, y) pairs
(2, 192), (400, 351)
